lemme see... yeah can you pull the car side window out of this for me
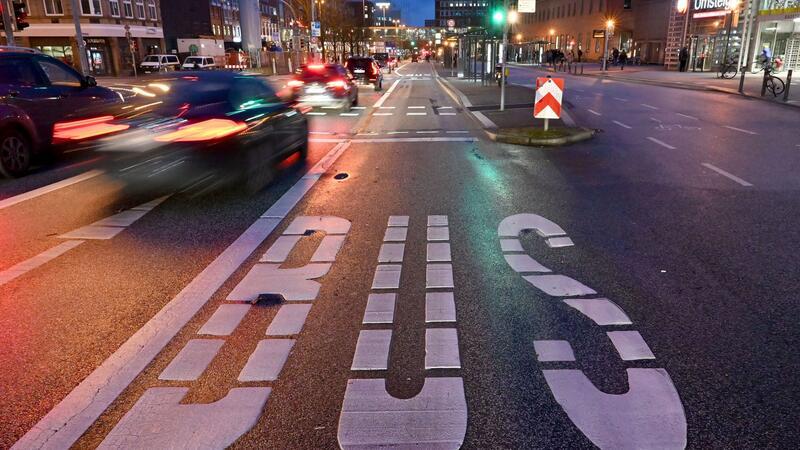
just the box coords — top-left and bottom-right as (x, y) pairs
(229, 77), (281, 109)
(167, 56), (179, 64)
(0, 58), (44, 86)
(35, 58), (82, 87)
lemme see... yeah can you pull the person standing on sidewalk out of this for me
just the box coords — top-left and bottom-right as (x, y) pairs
(679, 46), (689, 72)
(612, 48), (620, 66)
(619, 49), (628, 70)
(577, 47), (583, 63)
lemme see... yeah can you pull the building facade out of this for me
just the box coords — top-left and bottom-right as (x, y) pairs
(5, 0), (165, 76)
(435, 0), (490, 27)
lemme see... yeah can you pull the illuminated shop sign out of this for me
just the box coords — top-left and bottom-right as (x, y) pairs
(693, 0), (728, 10)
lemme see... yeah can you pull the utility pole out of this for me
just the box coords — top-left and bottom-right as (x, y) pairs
(500, 0), (509, 112)
(70, 0), (90, 75)
(311, 0), (316, 61)
(1, 0), (15, 47)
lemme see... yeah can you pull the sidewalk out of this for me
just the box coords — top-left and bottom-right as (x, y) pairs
(513, 62), (799, 106)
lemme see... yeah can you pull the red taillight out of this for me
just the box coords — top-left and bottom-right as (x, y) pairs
(308, 64), (325, 70)
(327, 79), (347, 89)
(53, 116), (130, 141)
(154, 118), (247, 143)
(287, 79), (304, 88)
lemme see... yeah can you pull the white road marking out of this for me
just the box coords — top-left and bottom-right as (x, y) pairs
(309, 131), (335, 135)
(437, 106), (453, 109)
(523, 274), (597, 297)
(649, 117), (662, 123)
(426, 264), (454, 289)
(259, 235), (302, 262)
(613, 97), (628, 102)
(426, 243), (452, 262)
(198, 304), (252, 336)
(340, 113), (359, 117)
(472, 111), (497, 128)
(498, 213), (567, 238)
(378, 243), (405, 263)
(500, 238), (523, 252)
(372, 264), (402, 289)
(425, 329), (461, 369)
(504, 254), (552, 273)
(0, 240), (84, 287)
(534, 340), (576, 362)
(446, 130), (469, 134)
(546, 236), (574, 248)
(59, 225), (125, 240)
(723, 125), (758, 135)
(646, 136), (676, 150)
(226, 263), (331, 302)
(587, 109), (601, 116)
(0, 169), (102, 211)
(98, 387), (270, 450)
(386, 131), (408, 135)
(406, 112), (427, 116)
(408, 106), (426, 109)
(378, 106), (396, 109)
(351, 330), (392, 370)
(265, 304), (312, 336)
(158, 339), (224, 381)
(676, 113), (698, 120)
(562, 298), (632, 326)
(641, 103), (659, 110)
(307, 112), (327, 116)
(351, 106), (367, 110)
(373, 113), (393, 116)
(362, 293), (396, 324)
(338, 378), (467, 448)
(416, 130), (439, 134)
(238, 339), (295, 381)
(60, 196), (169, 240)
(425, 292), (456, 323)
(613, 120), (632, 129)
(383, 227), (407, 242)
(439, 112), (457, 116)
(373, 79), (401, 108)
(311, 235), (347, 262)
(351, 137), (477, 143)
(427, 226), (449, 241)
(283, 216), (351, 235)
(701, 162), (753, 187)
(322, 106), (339, 109)
(607, 331), (656, 360)
(12, 142), (354, 450)
(387, 215), (409, 227)
(428, 215), (448, 226)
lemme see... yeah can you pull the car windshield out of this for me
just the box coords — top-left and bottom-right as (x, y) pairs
(143, 55), (160, 63)
(184, 57), (202, 64)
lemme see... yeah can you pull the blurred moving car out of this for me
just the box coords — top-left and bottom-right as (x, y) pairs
(53, 71), (308, 192)
(288, 63), (358, 111)
(344, 57), (383, 91)
(0, 48), (121, 177)
(140, 54), (180, 73)
(181, 56), (217, 70)
(411, 54), (419, 62)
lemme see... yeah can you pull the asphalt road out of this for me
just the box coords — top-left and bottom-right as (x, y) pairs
(1, 62), (798, 449)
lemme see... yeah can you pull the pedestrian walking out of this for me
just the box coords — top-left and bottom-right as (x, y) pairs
(612, 47), (620, 66)
(566, 49), (575, 73)
(679, 46), (689, 72)
(577, 47), (583, 63)
(619, 49), (628, 70)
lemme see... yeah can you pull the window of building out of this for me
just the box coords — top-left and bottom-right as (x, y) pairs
(147, 0), (157, 19)
(123, 0), (133, 17)
(135, 0), (145, 18)
(109, 0), (120, 16)
(81, 0), (102, 15)
(43, 0), (64, 15)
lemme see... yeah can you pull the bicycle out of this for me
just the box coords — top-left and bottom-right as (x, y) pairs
(763, 66), (785, 97)
(717, 59), (738, 79)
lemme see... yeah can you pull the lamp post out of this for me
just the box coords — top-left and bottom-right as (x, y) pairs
(450, 41), (456, 76)
(602, 19), (614, 71)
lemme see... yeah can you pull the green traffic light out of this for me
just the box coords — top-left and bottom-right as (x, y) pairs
(492, 10), (505, 24)
(411, 41), (415, 45)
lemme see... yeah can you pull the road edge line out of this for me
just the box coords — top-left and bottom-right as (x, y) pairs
(0, 170), (103, 211)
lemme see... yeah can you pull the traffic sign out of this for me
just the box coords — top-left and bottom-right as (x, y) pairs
(311, 21), (320, 37)
(518, 0), (536, 13)
(534, 77), (564, 119)
(593, 29), (606, 39)
(447, 19), (455, 28)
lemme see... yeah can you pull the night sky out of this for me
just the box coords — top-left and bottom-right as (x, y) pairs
(393, 0), (433, 26)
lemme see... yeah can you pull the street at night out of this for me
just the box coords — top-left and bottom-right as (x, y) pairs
(2, 0), (800, 448)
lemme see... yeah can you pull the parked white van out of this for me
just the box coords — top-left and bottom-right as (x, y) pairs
(181, 56), (217, 70)
(140, 54), (180, 73)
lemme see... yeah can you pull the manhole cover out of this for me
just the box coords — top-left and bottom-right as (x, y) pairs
(334, 173), (349, 180)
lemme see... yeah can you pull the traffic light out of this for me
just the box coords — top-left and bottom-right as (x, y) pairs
(491, 9), (505, 25)
(623, 0), (631, 8)
(13, 2), (29, 31)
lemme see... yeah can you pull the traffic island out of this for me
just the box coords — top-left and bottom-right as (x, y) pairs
(486, 126), (595, 147)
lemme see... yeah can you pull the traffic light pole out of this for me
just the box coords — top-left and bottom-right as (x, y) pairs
(70, 0), (90, 75)
(500, 0), (508, 112)
(1, 0), (16, 47)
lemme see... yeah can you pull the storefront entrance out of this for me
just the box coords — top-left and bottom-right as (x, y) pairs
(85, 39), (111, 76)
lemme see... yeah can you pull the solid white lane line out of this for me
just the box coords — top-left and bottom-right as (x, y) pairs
(158, 339), (224, 381)
(425, 292), (456, 323)
(0, 240), (84, 286)
(676, 113), (698, 120)
(238, 339), (295, 381)
(406, 112), (427, 116)
(701, 163), (753, 187)
(372, 264), (402, 289)
(723, 125), (758, 135)
(587, 109), (601, 116)
(373, 79), (401, 108)
(0, 170), (103, 211)
(425, 328), (461, 369)
(534, 340), (576, 362)
(613, 120), (632, 129)
(14, 141), (353, 450)
(351, 330), (392, 370)
(646, 137), (676, 150)
(352, 137), (477, 143)
(198, 304), (252, 335)
(362, 293), (396, 324)
(607, 331), (656, 360)
(265, 304), (312, 336)
(641, 103), (659, 110)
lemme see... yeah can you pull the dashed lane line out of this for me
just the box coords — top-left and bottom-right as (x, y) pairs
(613, 97), (628, 102)
(701, 162), (754, 187)
(406, 112), (427, 116)
(373, 113), (393, 116)
(373, 79), (401, 108)
(641, 103), (659, 110)
(416, 131), (439, 134)
(587, 109), (601, 116)
(613, 121), (632, 129)
(12, 141), (353, 450)
(646, 137), (676, 150)
(723, 125), (758, 135)
(307, 112), (327, 116)
(676, 113), (698, 120)
(0, 240), (84, 286)
(0, 169), (103, 211)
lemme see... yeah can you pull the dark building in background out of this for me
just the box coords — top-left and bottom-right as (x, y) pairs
(346, 0), (377, 27)
(161, 0), (242, 51)
(434, 0), (490, 28)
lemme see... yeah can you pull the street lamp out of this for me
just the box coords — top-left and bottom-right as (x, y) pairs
(602, 19), (614, 71)
(376, 2), (390, 28)
(499, 6), (519, 112)
(449, 40), (457, 76)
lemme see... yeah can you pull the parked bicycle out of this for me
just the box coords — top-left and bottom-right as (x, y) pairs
(763, 66), (786, 97)
(718, 57), (738, 79)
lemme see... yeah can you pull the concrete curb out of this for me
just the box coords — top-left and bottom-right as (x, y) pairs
(485, 127), (595, 147)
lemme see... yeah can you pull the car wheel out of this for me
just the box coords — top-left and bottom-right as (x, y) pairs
(242, 142), (276, 194)
(0, 129), (32, 178)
